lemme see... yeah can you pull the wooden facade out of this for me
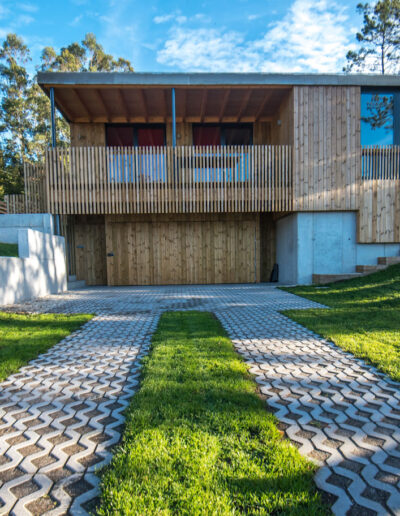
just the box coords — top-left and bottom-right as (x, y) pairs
(5, 76), (400, 285)
(70, 213), (276, 286)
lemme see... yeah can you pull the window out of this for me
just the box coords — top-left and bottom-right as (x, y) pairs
(361, 90), (400, 146)
(192, 124), (253, 146)
(106, 124), (166, 147)
(106, 124), (166, 183)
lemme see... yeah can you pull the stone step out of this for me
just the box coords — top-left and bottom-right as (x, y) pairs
(355, 264), (387, 273)
(377, 256), (400, 266)
(312, 273), (364, 285)
(67, 279), (86, 290)
(68, 275), (77, 282)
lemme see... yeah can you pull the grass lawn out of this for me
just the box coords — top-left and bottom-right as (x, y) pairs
(98, 311), (327, 515)
(0, 242), (18, 257)
(0, 312), (92, 381)
(282, 264), (400, 382)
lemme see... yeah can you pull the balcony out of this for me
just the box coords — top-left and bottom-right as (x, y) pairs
(36, 145), (293, 214)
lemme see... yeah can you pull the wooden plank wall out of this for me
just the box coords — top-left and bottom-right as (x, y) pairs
(105, 213), (261, 285)
(70, 123), (105, 146)
(74, 216), (107, 285)
(166, 122), (193, 145)
(359, 179), (400, 242)
(293, 86), (361, 211)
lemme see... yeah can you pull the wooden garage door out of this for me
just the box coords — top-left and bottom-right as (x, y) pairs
(105, 214), (260, 285)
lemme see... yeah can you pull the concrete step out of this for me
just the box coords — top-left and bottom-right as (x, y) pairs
(68, 275), (77, 282)
(67, 279), (86, 290)
(377, 256), (400, 266)
(313, 273), (364, 285)
(355, 264), (387, 273)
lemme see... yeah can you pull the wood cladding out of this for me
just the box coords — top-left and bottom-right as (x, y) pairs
(105, 214), (263, 285)
(293, 86), (361, 211)
(74, 216), (107, 285)
(70, 123), (105, 146)
(46, 145), (293, 215)
(359, 179), (400, 243)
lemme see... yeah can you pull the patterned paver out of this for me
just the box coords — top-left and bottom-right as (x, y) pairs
(1, 285), (399, 515)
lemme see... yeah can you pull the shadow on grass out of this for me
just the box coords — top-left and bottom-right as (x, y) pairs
(98, 311), (328, 516)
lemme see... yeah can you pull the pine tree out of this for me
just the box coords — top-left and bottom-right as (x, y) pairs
(345, 0), (400, 74)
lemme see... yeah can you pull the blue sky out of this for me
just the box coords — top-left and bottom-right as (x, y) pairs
(0, 0), (363, 74)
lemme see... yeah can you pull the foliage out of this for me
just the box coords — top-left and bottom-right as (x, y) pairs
(0, 32), (133, 198)
(0, 242), (18, 257)
(98, 311), (327, 515)
(0, 312), (92, 381)
(345, 0), (400, 73)
(282, 264), (400, 382)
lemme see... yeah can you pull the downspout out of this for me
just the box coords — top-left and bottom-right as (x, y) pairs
(50, 87), (59, 231)
(172, 87), (176, 147)
(50, 87), (56, 148)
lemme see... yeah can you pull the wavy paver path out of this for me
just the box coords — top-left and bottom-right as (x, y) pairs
(1, 285), (399, 515)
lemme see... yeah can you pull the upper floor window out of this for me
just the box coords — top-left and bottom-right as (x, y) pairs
(192, 124), (252, 146)
(361, 90), (399, 146)
(106, 124), (166, 147)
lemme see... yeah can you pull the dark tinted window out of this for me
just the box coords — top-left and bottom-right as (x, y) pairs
(106, 125), (166, 147)
(193, 126), (221, 145)
(193, 124), (252, 146)
(106, 126), (134, 146)
(137, 127), (165, 146)
(224, 126), (252, 145)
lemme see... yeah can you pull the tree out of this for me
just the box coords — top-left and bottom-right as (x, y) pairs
(344, 0), (400, 74)
(0, 32), (133, 197)
(39, 33), (133, 72)
(0, 34), (32, 196)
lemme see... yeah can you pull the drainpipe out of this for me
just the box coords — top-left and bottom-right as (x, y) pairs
(172, 88), (176, 147)
(50, 87), (56, 148)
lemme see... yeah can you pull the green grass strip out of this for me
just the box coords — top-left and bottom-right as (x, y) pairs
(0, 242), (18, 257)
(0, 312), (93, 380)
(98, 311), (326, 515)
(282, 263), (400, 382)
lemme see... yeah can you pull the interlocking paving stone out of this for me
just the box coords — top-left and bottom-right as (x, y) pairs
(1, 284), (400, 515)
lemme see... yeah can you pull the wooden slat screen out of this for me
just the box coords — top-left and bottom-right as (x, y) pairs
(4, 194), (26, 214)
(362, 146), (400, 179)
(24, 162), (47, 212)
(0, 200), (6, 214)
(46, 145), (293, 214)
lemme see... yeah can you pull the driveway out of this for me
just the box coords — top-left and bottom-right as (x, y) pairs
(0, 285), (399, 515)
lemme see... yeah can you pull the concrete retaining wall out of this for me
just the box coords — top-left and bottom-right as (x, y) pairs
(276, 212), (400, 285)
(0, 214), (66, 305)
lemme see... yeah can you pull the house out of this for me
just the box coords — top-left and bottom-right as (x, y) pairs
(6, 72), (400, 286)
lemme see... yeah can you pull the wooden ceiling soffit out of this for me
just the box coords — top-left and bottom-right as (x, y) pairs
(236, 89), (253, 122)
(72, 88), (93, 121)
(254, 90), (275, 120)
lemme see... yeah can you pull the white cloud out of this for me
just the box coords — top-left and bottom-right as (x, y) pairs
(256, 0), (351, 72)
(154, 14), (175, 24)
(17, 3), (38, 13)
(158, 28), (258, 72)
(70, 14), (83, 26)
(154, 12), (189, 25)
(248, 14), (261, 21)
(15, 14), (35, 25)
(157, 0), (353, 73)
(0, 5), (10, 18)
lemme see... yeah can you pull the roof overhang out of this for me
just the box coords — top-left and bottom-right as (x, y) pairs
(37, 72), (400, 124)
